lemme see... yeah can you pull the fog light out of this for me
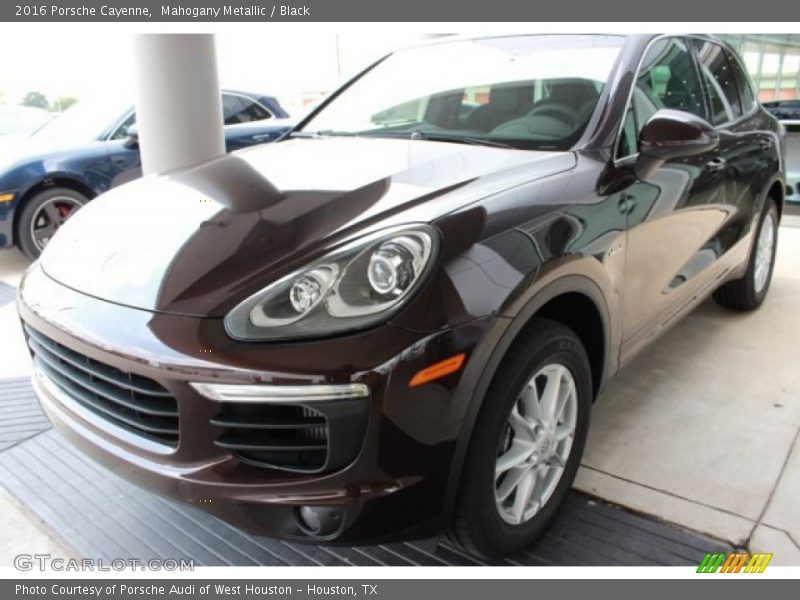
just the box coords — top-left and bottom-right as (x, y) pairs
(297, 505), (343, 536)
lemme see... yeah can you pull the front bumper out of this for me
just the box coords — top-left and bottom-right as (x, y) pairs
(18, 264), (492, 543)
(0, 191), (19, 248)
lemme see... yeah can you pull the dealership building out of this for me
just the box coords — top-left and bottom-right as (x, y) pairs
(722, 34), (800, 101)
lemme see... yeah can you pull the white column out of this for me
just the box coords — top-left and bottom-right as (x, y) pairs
(133, 34), (225, 176)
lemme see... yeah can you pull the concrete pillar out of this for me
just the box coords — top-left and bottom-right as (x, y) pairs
(133, 34), (225, 176)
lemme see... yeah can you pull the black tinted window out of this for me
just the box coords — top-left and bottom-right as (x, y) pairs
(110, 112), (136, 140)
(222, 94), (272, 124)
(692, 39), (742, 123)
(726, 49), (757, 113)
(618, 37), (706, 157)
(636, 38), (706, 121)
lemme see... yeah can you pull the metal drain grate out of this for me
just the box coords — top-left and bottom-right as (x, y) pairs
(0, 282), (16, 307)
(0, 377), (50, 451)
(0, 431), (732, 565)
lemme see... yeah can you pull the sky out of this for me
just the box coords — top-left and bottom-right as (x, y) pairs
(0, 31), (427, 115)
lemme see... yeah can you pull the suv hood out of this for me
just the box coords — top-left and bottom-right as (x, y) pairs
(40, 137), (575, 317)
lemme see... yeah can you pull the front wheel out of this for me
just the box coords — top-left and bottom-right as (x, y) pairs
(17, 187), (88, 260)
(713, 198), (778, 311)
(450, 318), (592, 558)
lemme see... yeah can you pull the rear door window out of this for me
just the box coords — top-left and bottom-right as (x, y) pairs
(222, 94), (272, 124)
(692, 39), (742, 124)
(726, 49), (757, 114)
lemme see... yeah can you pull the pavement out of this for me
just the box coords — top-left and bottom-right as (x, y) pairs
(576, 215), (800, 564)
(0, 217), (798, 565)
(0, 488), (75, 566)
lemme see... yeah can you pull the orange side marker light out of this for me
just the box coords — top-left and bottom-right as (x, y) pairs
(409, 353), (466, 387)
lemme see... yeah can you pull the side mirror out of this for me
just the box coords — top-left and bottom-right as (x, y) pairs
(123, 123), (139, 149)
(635, 109), (718, 179)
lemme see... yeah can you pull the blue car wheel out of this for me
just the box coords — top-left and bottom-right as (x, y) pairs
(17, 187), (88, 259)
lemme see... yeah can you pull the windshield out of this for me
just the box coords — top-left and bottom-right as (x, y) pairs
(300, 35), (624, 150)
(0, 106), (52, 136)
(30, 98), (129, 143)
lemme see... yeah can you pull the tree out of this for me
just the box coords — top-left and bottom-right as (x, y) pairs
(22, 91), (49, 110)
(51, 96), (78, 112)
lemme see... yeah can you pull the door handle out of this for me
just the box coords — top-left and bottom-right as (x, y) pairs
(704, 157), (727, 174)
(758, 139), (773, 151)
(618, 195), (636, 214)
(251, 134), (273, 142)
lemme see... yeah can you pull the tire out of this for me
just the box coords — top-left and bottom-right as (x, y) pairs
(450, 317), (592, 558)
(713, 198), (779, 311)
(17, 187), (88, 260)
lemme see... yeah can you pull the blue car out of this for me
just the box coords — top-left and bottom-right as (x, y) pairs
(0, 90), (293, 258)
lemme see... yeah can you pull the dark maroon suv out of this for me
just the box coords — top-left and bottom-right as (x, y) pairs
(18, 34), (784, 557)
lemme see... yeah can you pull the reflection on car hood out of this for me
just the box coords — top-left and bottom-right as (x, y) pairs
(39, 137), (575, 317)
(0, 134), (94, 172)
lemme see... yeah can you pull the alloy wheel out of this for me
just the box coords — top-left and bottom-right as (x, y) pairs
(30, 196), (82, 251)
(494, 363), (578, 525)
(754, 212), (776, 294)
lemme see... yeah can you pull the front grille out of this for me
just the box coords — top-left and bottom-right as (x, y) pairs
(211, 404), (329, 472)
(25, 324), (179, 447)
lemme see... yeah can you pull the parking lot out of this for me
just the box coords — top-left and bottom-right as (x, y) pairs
(1, 208), (799, 565)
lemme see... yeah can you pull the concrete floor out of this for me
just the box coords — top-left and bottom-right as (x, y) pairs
(0, 221), (799, 565)
(576, 218), (800, 564)
(0, 488), (75, 566)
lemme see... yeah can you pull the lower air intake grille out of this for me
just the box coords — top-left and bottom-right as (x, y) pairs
(25, 324), (179, 447)
(211, 397), (369, 474)
(211, 404), (329, 472)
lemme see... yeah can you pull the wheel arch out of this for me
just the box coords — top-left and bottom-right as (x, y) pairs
(442, 274), (612, 524)
(12, 176), (96, 245)
(767, 178), (785, 221)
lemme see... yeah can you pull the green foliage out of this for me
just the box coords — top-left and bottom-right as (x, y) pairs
(22, 91), (49, 109)
(51, 97), (78, 112)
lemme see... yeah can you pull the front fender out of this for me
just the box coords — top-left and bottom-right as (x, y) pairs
(441, 268), (616, 525)
(0, 165), (100, 247)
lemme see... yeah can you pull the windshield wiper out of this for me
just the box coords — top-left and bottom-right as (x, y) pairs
(361, 130), (514, 149)
(410, 132), (514, 149)
(290, 130), (359, 138)
(290, 129), (513, 149)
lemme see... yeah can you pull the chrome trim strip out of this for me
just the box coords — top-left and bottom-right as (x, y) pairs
(189, 381), (370, 403)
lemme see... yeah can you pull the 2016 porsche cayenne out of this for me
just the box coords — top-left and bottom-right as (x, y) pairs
(18, 34), (784, 557)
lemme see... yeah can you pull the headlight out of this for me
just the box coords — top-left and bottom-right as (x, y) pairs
(225, 226), (438, 341)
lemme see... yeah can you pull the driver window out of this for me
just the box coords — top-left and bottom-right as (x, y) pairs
(635, 38), (705, 121)
(109, 113), (136, 141)
(617, 37), (706, 158)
